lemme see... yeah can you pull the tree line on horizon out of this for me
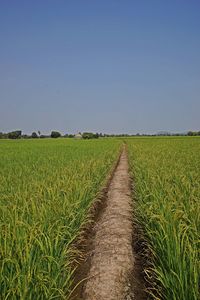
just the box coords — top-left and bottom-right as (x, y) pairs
(0, 130), (100, 139)
(0, 130), (200, 140)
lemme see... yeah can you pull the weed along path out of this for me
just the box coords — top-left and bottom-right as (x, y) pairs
(73, 147), (146, 300)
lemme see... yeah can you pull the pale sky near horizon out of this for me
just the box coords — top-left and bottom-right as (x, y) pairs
(0, 1), (200, 135)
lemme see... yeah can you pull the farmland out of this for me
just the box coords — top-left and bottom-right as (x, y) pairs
(0, 138), (121, 299)
(127, 137), (200, 299)
(0, 137), (199, 299)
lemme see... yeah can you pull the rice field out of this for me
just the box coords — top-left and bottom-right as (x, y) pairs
(127, 137), (200, 300)
(0, 138), (121, 299)
(0, 137), (199, 299)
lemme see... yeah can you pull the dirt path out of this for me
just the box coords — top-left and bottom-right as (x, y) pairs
(73, 147), (146, 300)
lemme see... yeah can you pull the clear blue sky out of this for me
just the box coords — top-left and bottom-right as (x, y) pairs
(0, 1), (200, 134)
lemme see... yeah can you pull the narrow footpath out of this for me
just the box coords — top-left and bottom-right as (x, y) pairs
(74, 147), (146, 300)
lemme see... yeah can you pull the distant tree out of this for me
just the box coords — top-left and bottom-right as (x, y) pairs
(188, 131), (195, 136)
(82, 132), (92, 139)
(31, 132), (38, 138)
(82, 132), (99, 139)
(0, 132), (7, 139)
(8, 130), (22, 139)
(82, 133), (89, 139)
(51, 131), (61, 138)
(22, 134), (30, 139)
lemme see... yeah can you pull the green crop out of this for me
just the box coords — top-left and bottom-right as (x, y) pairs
(1, 136), (199, 299)
(0, 138), (121, 299)
(127, 137), (200, 300)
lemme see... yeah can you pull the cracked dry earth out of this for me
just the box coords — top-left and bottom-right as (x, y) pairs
(81, 148), (140, 300)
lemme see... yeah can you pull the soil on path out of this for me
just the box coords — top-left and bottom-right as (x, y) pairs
(73, 147), (146, 300)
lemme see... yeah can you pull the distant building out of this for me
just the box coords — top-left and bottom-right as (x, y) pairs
(75, 132), (82, 139)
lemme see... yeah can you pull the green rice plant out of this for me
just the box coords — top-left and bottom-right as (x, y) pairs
(128, 137), (200, 300)
(0, 138), (121, 299)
